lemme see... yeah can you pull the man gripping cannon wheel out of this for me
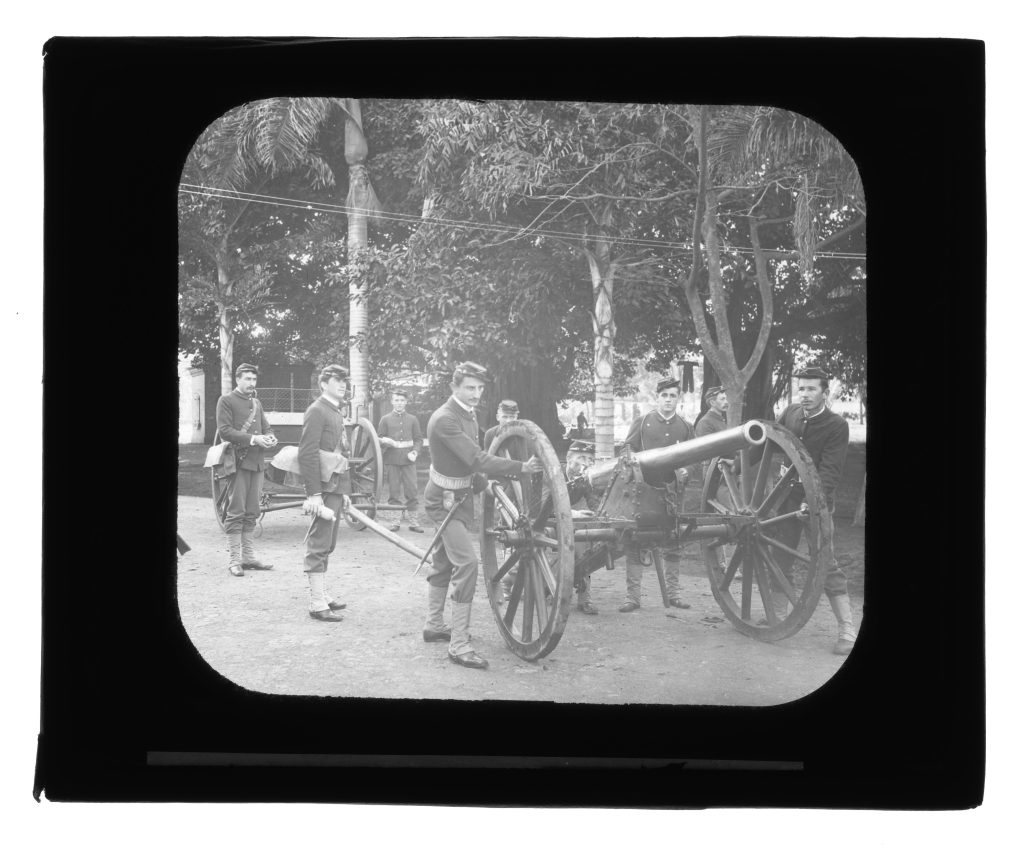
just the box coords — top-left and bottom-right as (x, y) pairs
(423, 362), (543, 670)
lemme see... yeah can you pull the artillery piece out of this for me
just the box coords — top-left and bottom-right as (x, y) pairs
(342, 416), (835, 663)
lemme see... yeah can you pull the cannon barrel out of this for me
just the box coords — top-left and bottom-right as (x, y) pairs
(585, 420), (767, 490)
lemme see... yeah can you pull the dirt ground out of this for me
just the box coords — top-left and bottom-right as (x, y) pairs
(176, 456), (864, 705)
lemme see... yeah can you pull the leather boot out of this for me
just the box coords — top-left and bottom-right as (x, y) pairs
(829, 593), (857, 655)
(619, 551), (643, 611)
(448, 601), (488, 668)
(227, 532), (244, 577)
(308, 572), (342, 621)
(423, 583), (451, 642)
(241, 530), (273, 570)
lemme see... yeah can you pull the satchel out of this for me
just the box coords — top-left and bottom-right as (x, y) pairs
(270, 445), (350, 482)
(204, 398), (260, 476)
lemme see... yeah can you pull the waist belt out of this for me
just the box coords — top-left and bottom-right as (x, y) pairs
(429, 467), (473, 489)
(392, 440), (415, 449)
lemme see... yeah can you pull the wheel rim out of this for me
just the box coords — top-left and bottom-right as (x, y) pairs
(480, 421), (575, 661)
(210, 467), (233, 531)
(344, 417), (383, 530)
(700, 421), (828, 641)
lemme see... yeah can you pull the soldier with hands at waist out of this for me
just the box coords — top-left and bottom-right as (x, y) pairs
(298, 364), (353, 623)
(423, 363), (542, 670)
(378, 389), (425, 534)
(619, 377), (695, 612)
(216, 363), (277, 577)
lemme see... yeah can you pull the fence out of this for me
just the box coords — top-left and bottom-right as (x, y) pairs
(256, 388), (318, 413)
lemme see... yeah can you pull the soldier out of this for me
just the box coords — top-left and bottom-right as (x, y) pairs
(619, 377), (695, 612)
(695, 386), (729, 437)
(298, 364), (353, 623)
(216, 363), (277, 577)
(483, 399), (526, 457)
(423, 363), (542, 670)
(768, 366), (857, 655)
(378, 389), (425, 534)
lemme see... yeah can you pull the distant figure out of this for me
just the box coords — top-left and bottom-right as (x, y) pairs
(576, 410), (588, 432)
(378, 389), (425, 534)
(695, 386), (729, 437)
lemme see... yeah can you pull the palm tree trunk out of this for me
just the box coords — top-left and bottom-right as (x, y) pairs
(215, 251), (234, 396)
(587, 247), (616, 461)
(344, 99), (372, 420)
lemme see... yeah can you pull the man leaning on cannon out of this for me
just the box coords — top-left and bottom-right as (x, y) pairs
(619, 377), (696, 612)
(423, 362), (543, 670)
(768, 366), (857, 655)
(298, 364), (353, 623)
(216, 362), (277, 577)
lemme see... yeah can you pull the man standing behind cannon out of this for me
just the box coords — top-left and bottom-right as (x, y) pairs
(298, 364), (353, 623)
(423, 363), (542, 670)
(618, 377), (695, 612)
(216, 362), (277, 577)
(695, 386), (729, 438)
(378, 388), (425, 534)
(770, 366), (856, 655)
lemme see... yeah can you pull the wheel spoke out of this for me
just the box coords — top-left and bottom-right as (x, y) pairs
(717, 545), (743, 592)
(740, 544), (755, 620)
(534, 547), (558, 596)
(761, 533), (811, 564)
(719, 461), (745, 511)
(531, 493), (554, 531)
(521, 555), (535, 643)
(531, 558), (550, 634)
(752, 544), (779, 626)
(751, 443), (775, 507)
(708, 498), (732, 515)
(757, 465), (798, 517)
(503, 560), (527, 627)
(757, 509), (809, 529)
(756, 539), (799, 605)
(494, 549), (521, 584)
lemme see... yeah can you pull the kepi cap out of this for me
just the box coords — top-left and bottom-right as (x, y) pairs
(497, 399), (519, 415)
(795, 366), (829, 381)
(655, 377), (680, 394)
(703, 385), (725, 401)
(453, 361), (490, 381)
(318, 363), (349, 382)
(235, 363), (259, 377)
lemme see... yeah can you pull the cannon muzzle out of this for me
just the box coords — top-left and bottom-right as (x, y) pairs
(585, 420), (767, 489)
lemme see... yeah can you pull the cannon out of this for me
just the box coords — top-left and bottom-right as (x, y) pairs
(340, 416), (835, 663)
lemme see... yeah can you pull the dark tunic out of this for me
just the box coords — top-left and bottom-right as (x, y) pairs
(695, 408), (728, 438)
(483, 424), (530, 461)
(377, 410), (423, 466)
(298, 396), (352, 497)
(776, 403), (849, 508)
(624, 410), (696, 485)
(216, 389), (274, 472)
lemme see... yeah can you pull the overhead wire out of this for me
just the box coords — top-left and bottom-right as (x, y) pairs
(178, 182), (867, 261)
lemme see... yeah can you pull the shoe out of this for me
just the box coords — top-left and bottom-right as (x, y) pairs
(577, 601), (599, 615)
(448, 650), (489, 669)
(423, 628), (452, 643)
(389, 523), (401, 532)
(408, 524), (425, 533)
(327, 600), (347, 611)
(309, 609), (344, 622)
(229, 565), (245, 577)
(618, 601), (640, 613)
(668, 599), (691, 609)
(833, 637), (855, 656)
(242, 560), (274, 570)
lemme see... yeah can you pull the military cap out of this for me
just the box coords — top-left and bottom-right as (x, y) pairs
(234, 362), (259, 377)
(703, 385), (725, 401)
(795, 366), (829, 381)
(318, 363), (349, 383)
(497, 399), (519, 415)
(390, 388), (410, 399)
(453, 361), (490, 381)
(655, 377), (681, 394)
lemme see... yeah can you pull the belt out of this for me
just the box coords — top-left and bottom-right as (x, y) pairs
(429, 467), (473, 489)
(391, 440), (415, 449)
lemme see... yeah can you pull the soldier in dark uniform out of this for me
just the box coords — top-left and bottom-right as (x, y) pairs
(297, 364), (353, 622)
(768, 366), (856, 655)
(423, 363), (542, 670)
(216, 363), (277, 577)
(378, 389), (425, 534)
(619, 377), (695, 612)
(695, 386), (729, 437)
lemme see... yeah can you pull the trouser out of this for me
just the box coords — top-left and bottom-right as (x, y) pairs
(768, 492), (848, 598)
(386, 464), (422, 518)
(577, 573), (593, 604)
(424, 516), (478, 604)
(224, 466), (262, 534)
(303, 491), (347, 574)
(624, 545), (680, 604)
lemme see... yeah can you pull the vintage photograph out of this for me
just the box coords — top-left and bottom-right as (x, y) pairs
(176, 97), (867, 705)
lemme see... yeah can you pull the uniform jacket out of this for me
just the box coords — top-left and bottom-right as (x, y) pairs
(776, 403), (849, 507)
(377, 410), (423, 466)
(428, 398), (525, 483)
(624, 410), (696, 485)
(298, 396), (352, 497)
(216, 389), (275, 472)
(695, 408), (728, 438)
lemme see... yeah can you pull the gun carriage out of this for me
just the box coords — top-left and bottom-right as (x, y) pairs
(209, 413), (832, 662)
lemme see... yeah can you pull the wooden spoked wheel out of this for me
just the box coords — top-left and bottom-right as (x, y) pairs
(210, 466), (233, 531)
(700, 421), (830, 641)
(481, 420), (575, 661)
(344, 417), (384, 531)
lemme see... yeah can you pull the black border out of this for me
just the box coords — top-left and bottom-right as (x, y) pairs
(40, 37), (985, 806)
